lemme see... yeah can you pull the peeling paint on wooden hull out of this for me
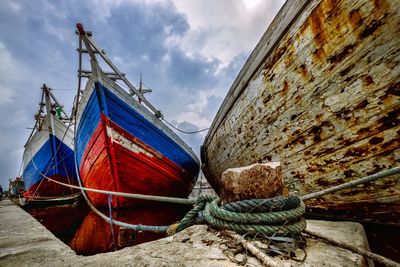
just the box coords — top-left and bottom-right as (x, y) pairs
(203, 0), (400, 225)
(76, 81), (200, 208)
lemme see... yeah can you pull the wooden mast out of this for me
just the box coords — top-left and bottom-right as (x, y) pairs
(43, 84), (58, 174)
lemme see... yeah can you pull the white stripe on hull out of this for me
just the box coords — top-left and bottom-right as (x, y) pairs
(106, 125), (154, 158)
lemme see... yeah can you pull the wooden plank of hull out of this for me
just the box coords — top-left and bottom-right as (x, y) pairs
(203, 0), (400, 224)
(79, 115), (115, 207)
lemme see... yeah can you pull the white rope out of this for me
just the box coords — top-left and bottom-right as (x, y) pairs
(32, 167), (196, 205)
(27, 136), (195, 205)
(26, 149), (75, 204)
(163, 119), (210, 134)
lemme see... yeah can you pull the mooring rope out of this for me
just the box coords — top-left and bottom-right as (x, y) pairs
(204, 200), (306, 236)
(301, 166), (400, 200)
(32, 149), (400, 264)
(107, 194), (117, 250)
(34, 162), (400, 236)
(208, 198), (305, 225)
(222, 195), (300, 213)
(168, 196), (306, 236)
(37, 163), (400, 208)
(35, 173), (196, 205)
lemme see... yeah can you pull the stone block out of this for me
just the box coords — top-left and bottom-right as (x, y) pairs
(220, 162), (289, 204)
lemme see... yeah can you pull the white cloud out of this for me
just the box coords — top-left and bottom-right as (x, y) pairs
(170, 0), (285, 68)
(243, 0), (263, 9)
(86, 0), (125, 22)
(159, 0), (285, 140)
(3, 0), (22, 12)
(0, 43), (18, 105)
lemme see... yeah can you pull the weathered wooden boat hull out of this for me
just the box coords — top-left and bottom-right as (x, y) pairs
(76, 78), (200, 208)
(22, 116), (78, 198)
(202, 0), (400, 224)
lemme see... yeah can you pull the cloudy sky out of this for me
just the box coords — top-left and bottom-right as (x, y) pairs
(0, 0), (285, 189)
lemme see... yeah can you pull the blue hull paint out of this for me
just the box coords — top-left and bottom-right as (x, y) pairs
(23, 134), (77, 193)
(77, 82), (199, 176)
(76, 87), (101, 167)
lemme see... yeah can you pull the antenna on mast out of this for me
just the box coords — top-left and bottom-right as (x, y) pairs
(138, 73), (152, 104)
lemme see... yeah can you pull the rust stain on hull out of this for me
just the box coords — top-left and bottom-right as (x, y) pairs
(203, 0), (400, 225)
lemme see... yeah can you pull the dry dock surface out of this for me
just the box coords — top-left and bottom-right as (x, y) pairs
(0, 200), (371, 266)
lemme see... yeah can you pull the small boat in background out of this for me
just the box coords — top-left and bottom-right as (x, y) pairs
(74, 24), (200, 208)
(22, 84), (78, 201)
(202, 0), (400, 225)
(8, 176), (25, 197)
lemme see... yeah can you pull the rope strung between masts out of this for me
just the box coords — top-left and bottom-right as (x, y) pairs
(163, 119), (210, 134)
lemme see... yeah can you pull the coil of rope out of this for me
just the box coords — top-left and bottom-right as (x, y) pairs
(168, 195), (306, 236)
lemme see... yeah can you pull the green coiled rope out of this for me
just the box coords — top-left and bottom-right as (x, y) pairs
(171, 195), (306, 236)
(205, 204), (307, 236)
(209, 199), (305, 224)
(222, 195), (300, 212)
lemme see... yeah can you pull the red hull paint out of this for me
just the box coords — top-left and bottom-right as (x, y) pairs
(80, 114), (193, 208)
(24, 174), (78, 198)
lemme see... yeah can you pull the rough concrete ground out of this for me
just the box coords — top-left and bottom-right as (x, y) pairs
(0, 200), (370, 266)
